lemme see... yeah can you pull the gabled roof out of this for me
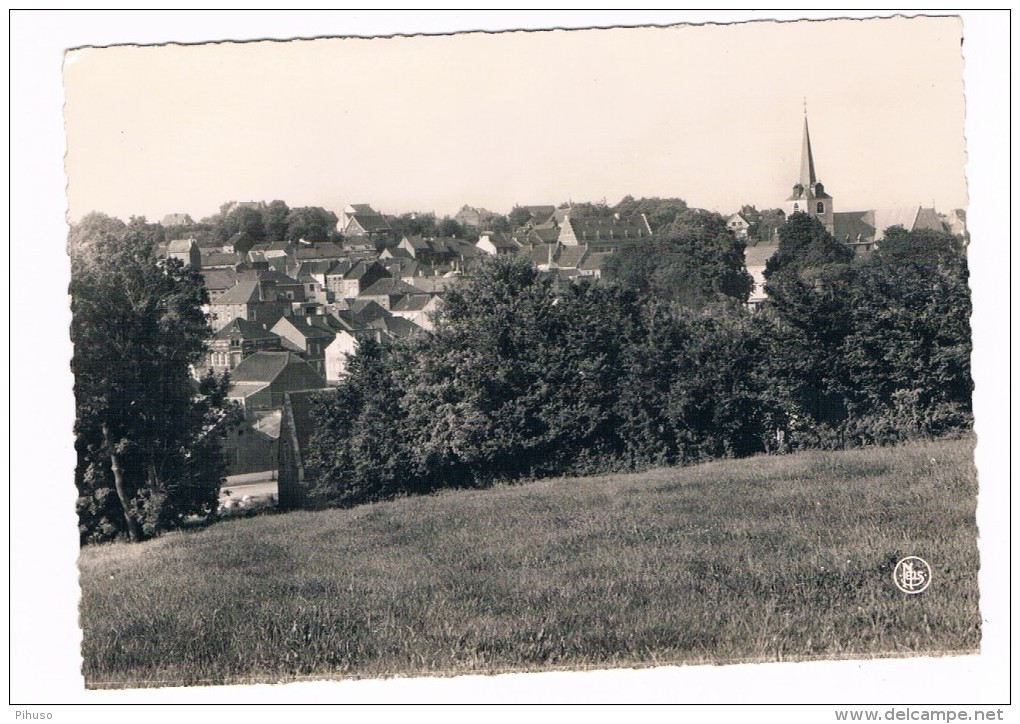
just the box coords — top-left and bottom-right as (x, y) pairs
(201, 251), (242, 268)
(381, 247), (414, 260)
(230, 351), (315, 383)
(402, 235), (431, 250)
(213, 280), (262, 305)
(344, 260), (387, 280)
(744, 238), (781, 268)
(833, 211), (876, 243)
(295, 260), (337, 279)
(167, 238), (196, 253)
(346, 213), (391, 234)
(360, 277), (420, 298)
(579, 252), (614, 271)
(294, 242), (345, 260)
(556, 246), (587, 268)
(561, 214), (652, 241)
(200, 268), (240, 291)
(375, 315), (425, 339)
(272, 315), (337, 341)
(213, 317), (281, 342)
(336, 299), (390, 326)
(391, 294), (436, 312)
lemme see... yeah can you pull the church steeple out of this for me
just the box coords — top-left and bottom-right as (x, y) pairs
(784, 109), (834, 234)
(800, 115), (817, 188)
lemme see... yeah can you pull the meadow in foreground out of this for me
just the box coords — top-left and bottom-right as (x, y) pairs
(79, 436), (980, 688)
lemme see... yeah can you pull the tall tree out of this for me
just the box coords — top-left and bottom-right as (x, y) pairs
(262, 199), (291, 242)
(70, 217), (234, 543)
(286, 206), (339, 243)
(602, 208), (752, 308)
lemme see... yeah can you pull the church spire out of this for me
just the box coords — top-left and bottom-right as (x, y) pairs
(800, 114), (817, 188)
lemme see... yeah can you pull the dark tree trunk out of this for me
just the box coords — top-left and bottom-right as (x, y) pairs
(102, 422), (141, 542)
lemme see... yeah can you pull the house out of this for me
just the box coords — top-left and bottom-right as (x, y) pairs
(271, 315), (337, 377)
(454, 205), (501, 230)
(161, 213), (193, 227)
(200, 249), (243, 270)
(558, 213), (652, 252)
(333, 299), (391, 327)
(208, 278), (292, 331)
(226, 351), (327, 411)
(166, 238), (201, 268)
(331, 260), (390, 299)
(196, 317), (284, 378)
(200, 268), (240, 302)
(726, 213), (752, 239)
(278, 390), (324, 510)
(293, 242), (346, 264)
(390, 293), (443, 331)
(476, 232), (521, 256)
(341, 204), (392, 238)
(359, 277), (420, 311)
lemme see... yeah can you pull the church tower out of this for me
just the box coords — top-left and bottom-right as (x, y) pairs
(784, 114), (834, 235)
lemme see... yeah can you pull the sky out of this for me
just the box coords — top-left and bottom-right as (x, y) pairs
(10, 10), (1011, 708)
(62, 13), (969, 224)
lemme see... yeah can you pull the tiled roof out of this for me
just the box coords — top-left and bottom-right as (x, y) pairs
(273, 316), (336, 341)
(167, 239), (195, 253)
(391, 294), (434, 312)
(744, 239), (781, 268)
(213, 317), (280, 341)
(213, 280), (262, 305)
(347, 213), (391, 233)
(294, 243), (345, 260)
(201, 251), (242, 268)
(230, 351), (326, 392)
(561, 214), (651, 242)
(360, 277), (420, 297)
(344, 260), (386, 280)
(833, 211), (876, 243)
(201, 269), (239, 291)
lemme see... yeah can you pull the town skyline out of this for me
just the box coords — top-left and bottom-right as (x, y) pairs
(63, 15), (968, 225)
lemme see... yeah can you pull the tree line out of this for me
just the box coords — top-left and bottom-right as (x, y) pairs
(300, 213), (972, 507)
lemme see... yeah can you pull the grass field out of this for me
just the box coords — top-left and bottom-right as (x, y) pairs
(79, 436), (980, 689)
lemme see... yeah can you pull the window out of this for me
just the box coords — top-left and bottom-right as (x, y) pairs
(816, 202), (825, 214)
(793, 203), (799, 211)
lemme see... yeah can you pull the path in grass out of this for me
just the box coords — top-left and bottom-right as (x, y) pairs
(79, 436), (980, 688)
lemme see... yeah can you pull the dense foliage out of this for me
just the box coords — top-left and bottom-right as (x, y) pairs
(601, 209), (753, 308)
(302, 218), (971, 508)
(71, 214), (237, 543)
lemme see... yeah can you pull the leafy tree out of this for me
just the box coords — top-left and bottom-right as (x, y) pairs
(508, 205), (534, 226)
(67, 211), (126, 250)
(303, 339), (412, 506)
(614, 196), (690, 232)
(602, 208), (752, 308)
(437, 216), (465, 239)
(840, 229), (972, 441)
(387, 212), (438, 240)
(764, 211), (854, 281)
(70, 217), (235, 543)
(286, 206), (339, 243)
(262, 200), (290, 242)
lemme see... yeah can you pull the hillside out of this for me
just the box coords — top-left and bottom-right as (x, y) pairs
(79, 436), (980, 689)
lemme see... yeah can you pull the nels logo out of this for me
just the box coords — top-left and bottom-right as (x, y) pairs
(893, 556), (932, 594)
